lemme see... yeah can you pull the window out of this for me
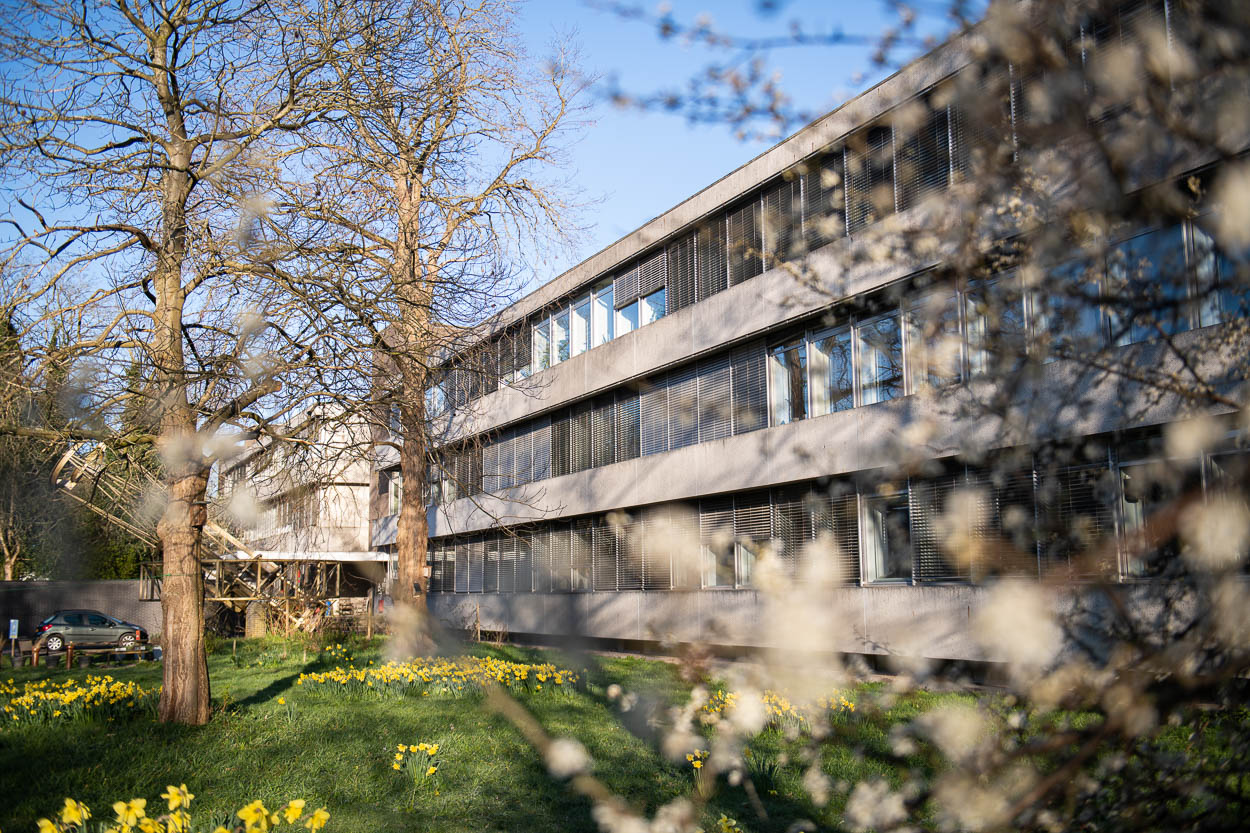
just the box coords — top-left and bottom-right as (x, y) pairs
(592, 282), (614, 346)
(1034, 258), (1105, 360)
(389, 472), (404, 515)
(809, 325), (854, 415)
(700, 498), (736, 587)
(767, 339), (807, 425)
(856, 312), (903, 405)
(905, 290), (963, 391)
(552, 310), (570, 364)
(1106, 226), (1189, 345)
(615, 300), (639, 337)
(532, 319), (551, 372)
(1193, 225), (1250, 328)
(863, 488), (911, 581)
(641, 288), (666, 325)
(424, 382), (446, 418)
(570, 295), (591, 356)
(966, 274), (1028, 377)
(846, 126), (895, 234)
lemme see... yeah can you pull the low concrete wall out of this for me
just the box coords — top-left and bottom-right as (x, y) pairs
(428, 585), (991, 661)
(0, 581), (162, 639)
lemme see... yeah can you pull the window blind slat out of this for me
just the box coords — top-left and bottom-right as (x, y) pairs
(549, 524), (572, 592)
(696, 354), (733, 443)
(615, 392), (641, 461)
(592, 518), (618, 591)
(730, 341), (767, 435)
(530, 417), (552, 482)
(667, 364), (699, 451)
(667, 234), (697, 313)
(697, 217), (728, 301)
(468, 538), (485, 592)
(638, 250), (668, 296)
(572, 519), (593, 591)
(803, 152), (846, 250)
(616, 514), (643, 590)
(570, 401), (592, 473)
(454, 541), (469, 593)
(727, 199), (763, 286)
(763, 177), (802, 264)
(591, 395), (616, 468)
(613, 265), (640, 309)
(640, 378), (670, 456)
(484, 535), (500, 592)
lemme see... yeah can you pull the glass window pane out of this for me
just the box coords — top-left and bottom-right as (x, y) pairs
(570, 297), (590, 357)
(811, 327), (854, 414)
(863, 490), (911, 581)
(1034, 259), (1104, 361)
(641, 289), (666, 325)
(966, 275), (1028, 377)
(768, 339), (807, 425)
(615, 301), (639, 336)
(1106, 226), (1189, 345)
(906, 290), (961, 391)
(857, 312), (902, 405)
(592, 286), (614, 346)
(553, 310), (570, 364)
(533, 320), (551, 372)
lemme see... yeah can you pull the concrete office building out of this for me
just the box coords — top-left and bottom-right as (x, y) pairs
(369, 2), (1247, 661)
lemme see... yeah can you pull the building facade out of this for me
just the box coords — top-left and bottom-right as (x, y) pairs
(370, 2), (1248, 661)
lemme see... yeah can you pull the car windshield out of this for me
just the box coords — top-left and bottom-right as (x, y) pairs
(39, 615), (55, 625)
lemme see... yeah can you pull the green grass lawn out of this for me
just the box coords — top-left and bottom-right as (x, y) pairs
(0, 636), (971, 833)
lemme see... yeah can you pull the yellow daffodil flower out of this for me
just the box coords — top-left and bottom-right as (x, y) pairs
(277, 698), (286, 706)
(237, 800), (272, 832)
(282, 800), (306, 824)
(397, 744), (407, 752)
(113, 799), (146, 827)
(160, 785), (194, 811)
(61, 798), (91, 826)
(304, 808), (330, 831)
(426, 766), (437, 776)
(37, 818), (58, 833)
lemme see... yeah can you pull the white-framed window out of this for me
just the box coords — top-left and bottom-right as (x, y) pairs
(965, 273), (1028, 378)
(862, 487), (911, 582)
(1106, 225), (1190, 346)
(552, 310), (570, 364)
(641, 288), (666, 326)
(615, 300), (639, 337)
(767, 338), (807, 426)
(570, 295), (591, 357)
(592, 281), (614, 346)
(532, 319), (551, 372)
(389, 471), (404, 515)
(1031, 258), (1106, 361)
(855, 311), (903, 405)
(905, 289), (962, 393)
(809, 324), (854, 415)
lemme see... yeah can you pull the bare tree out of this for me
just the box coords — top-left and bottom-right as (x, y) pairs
(278, 0), (587, 617)
(0, 0), (374, 723)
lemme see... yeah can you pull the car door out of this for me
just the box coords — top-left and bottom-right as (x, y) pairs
(59, 613), (86, 644)
(85, 613), (113, 645)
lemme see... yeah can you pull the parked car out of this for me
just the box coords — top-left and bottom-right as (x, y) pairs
(35, 610), (149, 652)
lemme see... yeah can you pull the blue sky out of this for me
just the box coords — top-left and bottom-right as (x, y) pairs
(512, 0), (970, 286)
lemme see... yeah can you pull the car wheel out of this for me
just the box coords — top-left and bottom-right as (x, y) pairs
(45, 634), (64, 652)
(118, 633), (136, 650)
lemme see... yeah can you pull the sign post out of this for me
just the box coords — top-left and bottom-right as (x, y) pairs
(7, 620), (17, 667)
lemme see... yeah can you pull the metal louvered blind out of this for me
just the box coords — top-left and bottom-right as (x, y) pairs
(549, 524), (572, 591)
(454, 541), (469, 593)
(803, 152), (846, 251)
(615, 393), (641, 461)
(590, 396), (616, 468)
(484, 536), (499, 592)
(638, 508), (672, 590)
(429, 544), (444, 592)
(530, 528), (552, 593)
(468, 539), (484, 592)
(640, 378), (669, 456)
(734, 491), (772, 544)
(696, 354), (732, 443)
(513, 426), (533, 486)
(812, 487), (861, 584)
(592, 519), (618, 591)
(616, 514), (643, 590)
(730, 341), (767, 435)
(481, 439), (501, 493)
(571, 519), (593, 591)
(667, 234), (697, 313)
(770, 487), (811, 577)
(697, 217), (728, 301)
(512, 325), (531, 376)
(550, 411), (571, 478)
(499, 535), (516, 593)
(638, 250), (667, 296)
(727, 199), (763, 286)
(845, 125), (895, 235)
(897, 105), (951, 211)
(971, 465), (1038, 576)
(763, 177), (802, 263)
(667, 364), (699, 450)
(468, 447), (482, 496)
(614, 265), (640, 309)
(515, 533), (533, 592)
(911, 475), (968, 582)
(498, 431), (515, 490)
(530, 417), (552, 481)
(570, 402), (592, 473)
(668, 505), (701, 589)
(1038, 464), (1116, 580)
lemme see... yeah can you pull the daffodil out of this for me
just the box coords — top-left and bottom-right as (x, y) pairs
(160, 785), (194, 812)
(113, 799), (146, 827)
(137, 817), (163, 833)
(282, 800), (306, 824)
(392, 762), (401, 770)
(37, 818), (58, 833)
(304, 808), (330, 831)
(237, 800), (272, 832)
(61, 798), (91, 826)
(397, 744), (407, 752)
(277, 698), (286, 706)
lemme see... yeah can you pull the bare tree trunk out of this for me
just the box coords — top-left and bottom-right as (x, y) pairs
(157, 461), (211, 724)
(396, 407), (429, 608)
